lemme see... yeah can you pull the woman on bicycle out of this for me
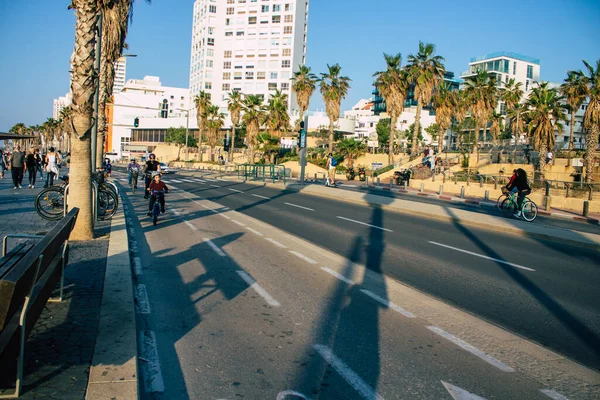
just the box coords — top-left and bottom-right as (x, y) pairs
(147, 173), (169, 216)
(143, 154), (161, 199)
(506, 168), (531, 218)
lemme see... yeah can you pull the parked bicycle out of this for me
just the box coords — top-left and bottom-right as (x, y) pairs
(499, 190), (538, 222)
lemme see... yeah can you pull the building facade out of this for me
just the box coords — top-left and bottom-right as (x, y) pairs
(113, 57), (127, 93)
(189, 0), (309, 120)
(52, 93), (72, 119)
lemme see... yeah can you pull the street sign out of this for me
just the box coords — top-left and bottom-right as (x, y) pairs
(298, 129), (307, 149)
(367, 140), (379, 148)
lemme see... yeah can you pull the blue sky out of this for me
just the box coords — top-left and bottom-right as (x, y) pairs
(1, 0), (599, 132)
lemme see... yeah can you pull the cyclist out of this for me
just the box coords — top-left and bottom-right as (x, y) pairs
(147, 172), (169, 216)
(506, 168), (531, 218)
(143, 154), (161, 199)
(502, 169), (518, 195)
(127, 158), (141, 185)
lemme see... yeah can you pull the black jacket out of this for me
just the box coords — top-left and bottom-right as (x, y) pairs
(507, 174), (530, 192)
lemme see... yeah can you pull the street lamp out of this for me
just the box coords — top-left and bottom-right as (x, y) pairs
(176, 109), (190, 161)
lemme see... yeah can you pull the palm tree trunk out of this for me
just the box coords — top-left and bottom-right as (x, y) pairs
(328, 119), (334, 151)
(585, 126), (598, 183)
(229, 126), (235, 161)
(412, 102), (422, 155)
(68, 0), (99, 240)
(389, 116), (397, 165)
(438, 126), (444, 155)
(474, 123), (480, 163)
(567, 112), (575, 166)
(538, 139), (547, 182)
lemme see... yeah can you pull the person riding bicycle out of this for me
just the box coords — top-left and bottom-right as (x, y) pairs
(502, 169), (519, 195)
(128, 158), (141, 185)
(143, 154), (161, 199)
(147, 173), (169, 216)
(505, 168), (531, 218)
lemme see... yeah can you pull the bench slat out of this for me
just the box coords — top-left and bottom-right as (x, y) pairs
(0, 243), (34, 280)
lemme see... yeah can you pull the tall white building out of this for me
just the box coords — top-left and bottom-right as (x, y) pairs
(113, 57), (127, 93)
(189, 0), (309, 121)
(53, 93), (72, 119)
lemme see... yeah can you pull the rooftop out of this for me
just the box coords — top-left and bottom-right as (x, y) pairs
(470, 51), (540, 65)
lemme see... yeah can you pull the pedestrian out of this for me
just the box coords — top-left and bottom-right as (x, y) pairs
(0, 149), (6, 179)
(546, 150), (553, 165)
(105, 159), (112, 177)
(26, 148), (38, 188)
(44, 147), (59, 188)
(9, 145), (25, 189)
(326, 153), (337, 186)
(35, 150), (44, 179)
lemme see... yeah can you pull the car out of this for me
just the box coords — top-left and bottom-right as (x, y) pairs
(159, 162), (177, 174)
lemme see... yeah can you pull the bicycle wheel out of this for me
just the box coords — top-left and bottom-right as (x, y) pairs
(97, 190), (118, 220)
(35, 187), (65, 220)
(521, 200), (538, 222)
(500, 198), (516, 217)
(496, 194), (508, 210)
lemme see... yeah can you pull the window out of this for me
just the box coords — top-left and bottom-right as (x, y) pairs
(282, 48), (291, 56)
(284, 15), (293, 23)
(249, 16), (257, 24)
(225, 31), (233, 36)
(284, 26), (292, 34)
(525, 80), (529, 91)
(222, 83), (231, 91)
(227, 0), (234, 3)
(225, 18), (231, 26)
(271, 38), (280, 45)
(281, 82), (289, 91)
(234, 72), (242, 80)
(270, 72), (278, 79)
(207, 49), (214, 56)
(273, 4), (280, 11)
(272, 15), (281, 23)
(227, 7), (234, 15)
(527, 65), (533, 79)
(224, 50), (232, 58)
(261, 5), (269, 12)
(246, 71), (254, 79)
(281, 60), (290, 68)
(207, 38), (214, 46)
(246, 63), (254, 68)
(224, 61), (232, 69)
(513, 62), (516, 75)
(223, 72), (231, 79)
(209, 5), (216, 12)
(257, 71), (266, 79)
(285, 3), (293, 11)
(237, 31), (245, 36)
(208, 27), (215, 35)
(206, 60), (213, 67)
(205, 82), (212, 89)
(281, 71), (290, 79)
(268, 82), (277, 90)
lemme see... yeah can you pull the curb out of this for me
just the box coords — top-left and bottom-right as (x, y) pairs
(86, 187), (138, 399)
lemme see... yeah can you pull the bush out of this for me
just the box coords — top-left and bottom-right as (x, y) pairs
(372, 164), (394, 177)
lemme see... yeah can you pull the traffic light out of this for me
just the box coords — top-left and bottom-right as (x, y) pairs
(223, 137), (230, 152)
(134, 117), (139, 128)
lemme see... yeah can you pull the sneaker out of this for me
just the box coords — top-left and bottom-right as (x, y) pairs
(28, 184), (31, 188)
(513, 211), (522, 218)
(18, 185), (22, 189)
(32, 185), (34, 189)
(14, 186), (17, 190)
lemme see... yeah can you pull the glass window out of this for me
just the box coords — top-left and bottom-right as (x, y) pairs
(513, 62), (516, 75)
(209, 5), (217, 12)
(284, 15), (293, 23)
(249, 16), (257, 24)
(223, 83), (231, 91)
(223, 72), (231, 79)
(273, 4), (280, 11)
(261, 5), (269, 12)
(246, 71), (254, 79)
(272, 15), (281, 23)
(270, 72), (278, 79)
(268, 82), (277, 90)
(281, 59), (291, 69)
(527, 65), (533, 79)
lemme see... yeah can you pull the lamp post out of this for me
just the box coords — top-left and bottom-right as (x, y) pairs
(176, 109), (190, 161)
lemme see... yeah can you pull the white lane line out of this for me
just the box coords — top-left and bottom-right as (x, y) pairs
(210, 184), (221, 188)
(285, 202), (314, 211)
(202, 204), (218, 213)
(135, 284), (151, 314)
(428, 241), (535, 272)
(168, 185), (179, 190)
(204, 238), (226, 257)
(540, 389), (569, 400)
(172, 208), (181, 216)
(193, 179), (206, 183)
(133, 257), (143, 275)
(337, 216), (393, 232)
(170, 179), (182, 183)
(232, 220), (246, 227)
(180, 179), (195, 182)
(236, 271), (281, 307)
(184, 220), (198, 231)
(289, 251), (317, 265)
(219, 213), (232, 220)
(139, 330), (165, 393)
(246, 227), (264, 236)
(427, 326), (515, 372)
(119, 178), (127, 182)
(265, 238), (287, 248)
(321, 267), (355, 285)
(313, 345), (384, 400)
(252, 194), (271, 200)
(229, 188), (244, 193)
(204, 178), (218, 182)
(360, 289), (416, 318)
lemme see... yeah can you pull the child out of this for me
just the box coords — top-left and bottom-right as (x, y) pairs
(105, 159), (112, 177)
(147, 173), (169, 216)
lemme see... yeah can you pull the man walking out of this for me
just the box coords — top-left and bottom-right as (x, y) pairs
(9, 145), (25, 189)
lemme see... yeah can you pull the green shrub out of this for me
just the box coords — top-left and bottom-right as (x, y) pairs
(372, 164), (394, 177)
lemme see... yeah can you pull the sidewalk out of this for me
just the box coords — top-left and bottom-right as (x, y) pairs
(0, 175), (111, 399)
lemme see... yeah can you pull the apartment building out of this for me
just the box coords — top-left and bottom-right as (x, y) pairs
(113, 57), (127, 93)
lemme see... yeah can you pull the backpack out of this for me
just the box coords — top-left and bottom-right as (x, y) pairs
(331, 157), (337, 167)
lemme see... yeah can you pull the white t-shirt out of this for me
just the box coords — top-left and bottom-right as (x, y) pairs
(547, 152), (553, 160)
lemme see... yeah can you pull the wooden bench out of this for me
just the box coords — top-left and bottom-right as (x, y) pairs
(0, 208), (79, 398)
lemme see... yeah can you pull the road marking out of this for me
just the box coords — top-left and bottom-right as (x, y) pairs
(252, 194), (270, 200)
(168, 185), (179, 190)
(210, 184), (221, 188)
(135, 284), (151, 314)
(128, 228), (136, 238)
(313, 345), (384, 400)
(285, 202), (314, 211)
(180, 179), (195, 182)
(139, 330), (165, 393)
(540, 389), (569, 400)
(277, 391), (310, 400)
(427, 326), (515, 372)
(119, 178), (127, 182)
(360, 289), (415, 318)
(289, 251), (317, 264)
(193, 179), (206, 183)
(133, 257), (143, 275)
(229, 188), (244, 193)
(204, 238), (226, 257)
(170, 179), (182, 183)
(219, 213), (232, 220)
(428, 241), (535, 272)
(337, 216), (393, 232)
(172, 208), (181, 216)
(321, 267), (355, 285)
(246, 227), (264, 236)
(184, 220), (198, 231)
(441, 381), (486, 400)
(266, 238), (287, 248)
(236, 271), (281, 307)
(202, 204), (218, 213)
(232, 220), (246, 227)
(130, 240), (138, 253)
(204, 178), (218, 182)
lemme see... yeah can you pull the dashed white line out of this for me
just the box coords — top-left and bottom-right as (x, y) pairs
(321, 267), (355, 285)
(360, 289), (416, 318)
(204, 238), (226, 257)
(133, 257), (143, 275)
(135, 284), (151, 314)
(193, 179), (206, 183)
(246, 227), (264, 236)
(180, 179), (194, 182)
(184, 220), (198, 231)
(337, 216), (393, 232)
(232, 220), (246, 227)
(427, 326), (515, 372)
(210, 184), (221, 188)
(236, 271), (281, 307)
(139, 330), (165, 393)
(313, 345), (384, 400)
(252, 194), (270, 200)
(168, 185), (179, 190)
(285, 202), (314, 211)
(540, 389), (569, 400)
(229, 188), (244, 193)
(202, 204), (217, 213)
(289, 251), (317, 264)
(265, 238), (287, 248)
(219, 213), (232, 220)
(170, 179), (182, 183)
(428, 241), (535, 272)
(119, 178), (127, 182)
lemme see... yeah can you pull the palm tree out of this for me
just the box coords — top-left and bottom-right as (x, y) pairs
(319, 63), (351, 151)
(406, 41), (446, 156)
(194, 91), (211, 161)
(560, 70), (589, 160)
(9, 122), (27, 149)
(265, 90), (291, 138)
(451, 89), (468, 148)
(41, 118), (59, 151)
(204, 104), (225, 161)
(506, 103), (527, 144)
(243, 94), (266, 164)
(462, 70), (498, 161)
(337, 138), (366, 170)
(432, 81), (455, 153)
(582, 59), (600, 182)
(58, 107), (74, 153)
(373, 53), (409, 164)
(489, 111), (504, 146)
(524, 82), (565, 179)
(256, 132), (280, 163)
(291, 65), (318, 128)
(501, 78), (524, 140)
(227, 90), (243, 160)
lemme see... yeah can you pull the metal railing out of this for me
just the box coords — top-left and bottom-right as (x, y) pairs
(543, 180), (600, 200)
(236, 164), (287, 184)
